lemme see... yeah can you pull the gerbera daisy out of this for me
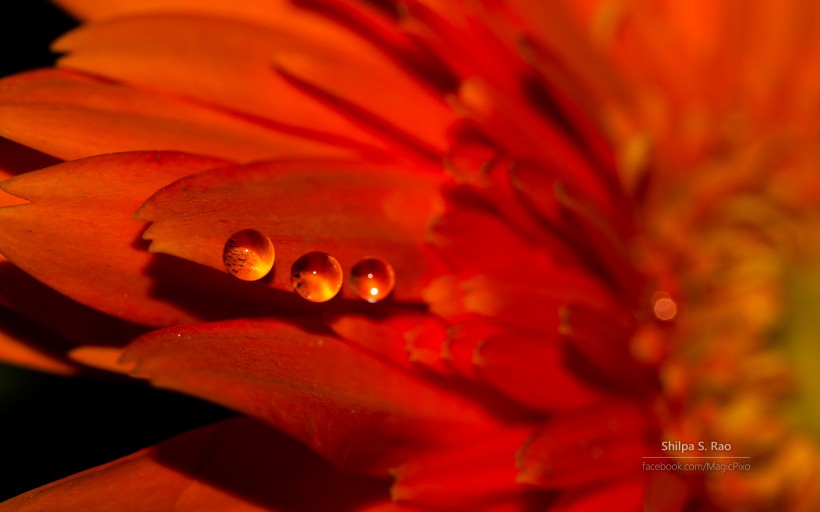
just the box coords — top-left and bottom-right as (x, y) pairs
(0, 0), (818, 510)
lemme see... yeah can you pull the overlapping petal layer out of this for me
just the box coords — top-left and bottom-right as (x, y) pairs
(0, 152), (228, 325)
(121, 318), (510, 475)
(0, 310), (78, 375)
(2, 0), (817, 510)
(0, 417), (391, 512)
(0, 69), (354, 162)
(136, 160), (444, 302)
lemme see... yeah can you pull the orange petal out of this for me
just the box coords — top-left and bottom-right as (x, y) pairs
(54, 0), (313, 22)
(0, 69), (355, 162)
(274, 49), (452, 159)
(68, 346), (133, 374)
(52, 0), (455, 103)
(136, 160), (443, 302)
(121, 318), (504, 475)
(53, 15), (393, 152)
(0, 152), (230, 326)
(0, 417), (390, 511)
(517, 401), (656, 489)
(0, 310), (78, 375)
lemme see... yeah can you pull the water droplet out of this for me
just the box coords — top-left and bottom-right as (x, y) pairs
(290, 252), (342, 302)
(652, 291), (677, 321)
(222, 229), (274, 281)
(350, 257), (395, 303)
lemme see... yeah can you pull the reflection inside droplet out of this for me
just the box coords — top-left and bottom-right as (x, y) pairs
(290, 252), (343, 302)
(222, 229), (275, 281)
(350, 257), (395, 303)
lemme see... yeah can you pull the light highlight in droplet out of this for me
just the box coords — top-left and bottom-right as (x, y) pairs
(652, 291), (677, 321)
(290, 251), (342, 302)
(222, 229), (274, 281)
(350, 257), (395, 303)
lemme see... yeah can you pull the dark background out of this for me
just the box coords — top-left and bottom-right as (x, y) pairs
(0, 0), (232, 502)
(0, 0), (76, 76)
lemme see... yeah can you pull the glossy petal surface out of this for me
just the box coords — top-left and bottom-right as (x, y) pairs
(122, 318), (504, 474)
(136, 160), (443, 301)
(0, 69), (354, 162)
(53, 15), (391, 151)
(0, 152), (229, 326)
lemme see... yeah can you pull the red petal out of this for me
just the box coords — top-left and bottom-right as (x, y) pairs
(551, 478), (646, 512)
(0, 69), (354, 162)
(122, 318), (503, 474)
(390, 426), (533, 508)
(0, 152), (230, 326)
(425, 186), (622, 331)
(455, 77), (616, 213)
(643, 471), (691, 512)
(0, 417), (390, 511)
(53, 15), (391, 151)
(474, 332), (605, 412)
(135, 160), (443, 302)
(325, 309), (435, 368)
(517, 401), (657, 489)
(562, 305), (654, 390)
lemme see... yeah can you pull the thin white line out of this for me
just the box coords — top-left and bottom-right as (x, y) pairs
(641, 456), (751, 459)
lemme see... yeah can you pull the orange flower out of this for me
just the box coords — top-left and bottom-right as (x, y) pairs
(1, 1), (819, 510)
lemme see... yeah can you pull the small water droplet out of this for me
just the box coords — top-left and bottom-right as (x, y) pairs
(652, 291), (677, 321)
(290, 252), (342, 302)
(350, 257), (395, 303)
(222, 229), (274, 281)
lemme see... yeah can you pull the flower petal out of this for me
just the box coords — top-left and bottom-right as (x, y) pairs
(0, 417), (390, 511)
(0, 152), (229, 326)
(517, 401), (656, 489)
(390, 426), (535, 509)
(121, 318), (505, 475)
(562, 305), (654, 390)
(473, 332), (605, 412)
(0, 310), (78, 375)
(135, 160), (443, 302)
(425, 185), (623, 331)
(0, 259), (147, 346)
(53, 14), (394, 152)
(550, 478), (645, 512)
(68, 346), (133, 374)
(0, 69), (354, 162)
(325, 309), (438, 369)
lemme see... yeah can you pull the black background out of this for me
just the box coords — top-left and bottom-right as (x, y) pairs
(0, 0), (76, 76)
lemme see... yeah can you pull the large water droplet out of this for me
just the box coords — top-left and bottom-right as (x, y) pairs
(350, 257), (395, 303)
(290, 251), (342, 302)
(222, 229), (274, 281)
